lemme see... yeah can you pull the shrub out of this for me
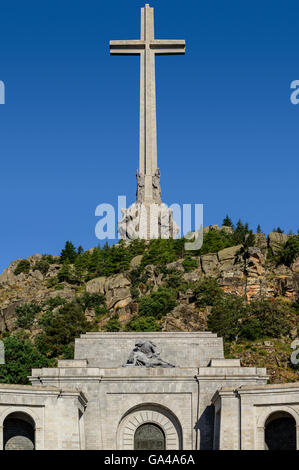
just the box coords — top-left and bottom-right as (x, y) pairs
(130, 287), (140, 301)
(14, 259), (30, 276)
(208, 295), (248, 341)
(104, 315), (122, 332)
(41, 254), (56, 264)
(127, 239), (147, 256)
(33, 259), (50, 275)
(35, 300), (90, 358)
(278, 235), (299, 266)
(141, 238), (185, 267)
(197, 229), (236, 255)
(139, 287), (177, 319)
(79, 292), (106, 310)
(166, 269), (184, 289)
(244, 299), (292, 339)
(0, 332), (52, 385)
(54, 283), (64, 290)
(43, 296), (66, 310)
(208, 295), (293, 342)
(15, 303), (42, 329)
(95, 306), (109, 317)
(129, 267), (149, 287)
(47, 276), (59, 288)
(193, 278), (223, 308)
(126, 316), (161, 332)
(182, 257), (198, 273)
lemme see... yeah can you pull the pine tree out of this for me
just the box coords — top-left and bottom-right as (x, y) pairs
(233, 219), (250, 244)
(222, 215), (234, 228)
(88, 247), (102, 275)
(273, 227), (284, 234)
(257, 224), (261, 233)
(77, 245), (84, 256)
(74, 256), (86, 283)
(58, 260), (72, 283)
(60, 241), (77, 264)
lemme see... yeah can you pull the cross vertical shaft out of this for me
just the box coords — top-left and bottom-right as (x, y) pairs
(140, 5), (157, 202)
(110, 4), (185, 205)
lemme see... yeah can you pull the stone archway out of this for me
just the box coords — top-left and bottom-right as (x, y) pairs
(3, 412), (35, 450)
(134, 423), (165, 450)
(265, 411), (296, 450)
(256, 405), (299, 450)
(117, 404), (182, 450)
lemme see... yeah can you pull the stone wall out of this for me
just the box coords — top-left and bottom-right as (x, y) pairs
(212, 383), (299, 450)
(0, 384), (87, 450)
(74, 331), (224, 368)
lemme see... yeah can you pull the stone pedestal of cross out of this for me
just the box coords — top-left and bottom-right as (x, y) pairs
(110, 4), (185, 205)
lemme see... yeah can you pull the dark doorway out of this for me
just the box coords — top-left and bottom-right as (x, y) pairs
(134, 423), (165, 450)
(265, 411), (296, 450)
(3, 412), (35, 450)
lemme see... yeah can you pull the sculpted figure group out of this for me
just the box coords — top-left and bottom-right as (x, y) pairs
(124, 340), (175, 368)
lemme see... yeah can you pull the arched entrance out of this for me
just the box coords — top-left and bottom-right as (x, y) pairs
(3, 412), (35, 450)
(134, 423), (165, 450)
(265, 411), (296, 450)
(117, 403), (182, 449)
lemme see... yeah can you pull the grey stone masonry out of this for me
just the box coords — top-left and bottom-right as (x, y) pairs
(74, 331), (224, 368)
(212, 383), (299, 450)
(110, 4), (185, 205)
(29, 332), (268, 450)
(0, 384), (87, 450)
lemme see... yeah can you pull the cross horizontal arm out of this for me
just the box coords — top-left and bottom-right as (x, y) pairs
(150, 39), (185, 55)
(110, 40), (145, 55)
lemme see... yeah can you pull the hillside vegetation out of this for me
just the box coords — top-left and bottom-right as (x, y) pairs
(0, 218), (298, 385)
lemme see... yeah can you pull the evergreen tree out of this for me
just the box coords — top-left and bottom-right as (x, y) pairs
(257, 224), (261, 233)
(222, 215), (234, 228)
(60, 241), (77, 264)
(58, 260), (72, 283)
(0, 332), (51, 385)
(74, 256), (86, 283)
(88, 247), (102, 275)
(77, 245), (84, 256)
(35, 300), (90, 358)
(278, 235), (299, 266)
(233, 219), (249, 244)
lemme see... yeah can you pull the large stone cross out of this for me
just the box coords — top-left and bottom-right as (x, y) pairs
(110, 4), (185, 204)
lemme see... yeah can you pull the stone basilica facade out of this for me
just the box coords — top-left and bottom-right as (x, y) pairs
(0, 331), (298, 450)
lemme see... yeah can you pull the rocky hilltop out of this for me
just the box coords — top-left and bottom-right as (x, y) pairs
(0, 225), (298, 384)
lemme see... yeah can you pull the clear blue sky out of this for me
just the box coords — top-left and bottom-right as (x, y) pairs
(0, 0), (298, 273)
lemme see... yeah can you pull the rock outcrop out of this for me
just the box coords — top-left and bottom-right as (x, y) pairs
(0, 230), (297, 336)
